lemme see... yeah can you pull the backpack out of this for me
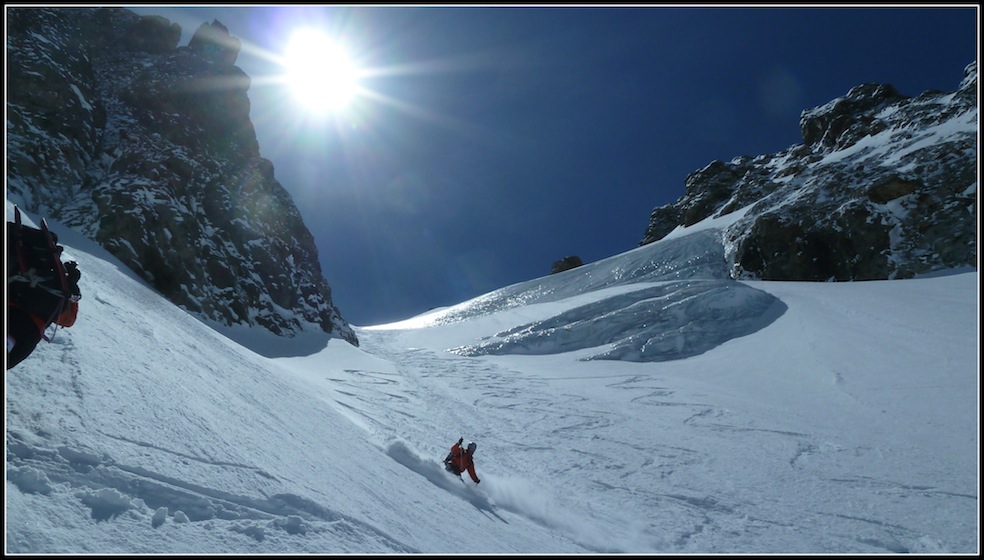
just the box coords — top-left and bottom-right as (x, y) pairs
(7, 207), (82, 337)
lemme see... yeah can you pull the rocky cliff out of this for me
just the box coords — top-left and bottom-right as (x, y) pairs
(6, 7), (358, 345)
(641, 62), (978, 282)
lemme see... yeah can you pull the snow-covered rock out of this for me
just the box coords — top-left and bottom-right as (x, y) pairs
(641, 61), (977, 282)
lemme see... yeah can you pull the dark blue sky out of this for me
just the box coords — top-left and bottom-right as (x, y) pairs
(128, 5), (978, 326)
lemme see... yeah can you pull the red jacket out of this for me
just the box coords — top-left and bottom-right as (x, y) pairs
(446, 442), (480, 483)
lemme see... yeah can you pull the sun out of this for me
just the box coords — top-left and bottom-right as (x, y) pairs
(282, 28), (360, 114)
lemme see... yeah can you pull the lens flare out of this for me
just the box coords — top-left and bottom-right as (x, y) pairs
(284, 28), (360, 113)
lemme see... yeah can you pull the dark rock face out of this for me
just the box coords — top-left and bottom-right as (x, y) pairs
(641, 62), (978, 282)
(798, 83), (905, 149)
(123, 15), (181, 54)
(6, 7), (358, 345)
(551, 256), (583, 274)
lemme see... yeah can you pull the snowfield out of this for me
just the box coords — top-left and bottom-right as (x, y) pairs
(5, 201), (979, 553)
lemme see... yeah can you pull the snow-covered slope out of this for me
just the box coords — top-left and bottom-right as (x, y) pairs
(6, 202), (977, 554)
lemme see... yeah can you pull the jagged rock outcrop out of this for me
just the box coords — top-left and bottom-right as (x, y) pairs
(551, 256), (583, 274)
(187, 19), (241, 66)
(6, 7), (358, 346)
(640, 61), (977, 282)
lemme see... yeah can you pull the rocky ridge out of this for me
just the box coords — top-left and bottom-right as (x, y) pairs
(641, 62), (978, 282)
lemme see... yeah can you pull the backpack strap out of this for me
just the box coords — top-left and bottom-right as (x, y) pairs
(37, 217), (72, 341)
(13, 206), (30, 274)
(39, 217), (71, 298)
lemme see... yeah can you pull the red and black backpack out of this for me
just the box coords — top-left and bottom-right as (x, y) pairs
(7, 206), (82, 337)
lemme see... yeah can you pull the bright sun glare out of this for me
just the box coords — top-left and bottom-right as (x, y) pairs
(283, 28), (360, 114)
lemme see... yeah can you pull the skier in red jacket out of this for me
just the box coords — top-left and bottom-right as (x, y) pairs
(444, 437), (481, 484)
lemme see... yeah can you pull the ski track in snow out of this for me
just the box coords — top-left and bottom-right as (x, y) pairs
(327, 326), (973, 553)
(6, 433), (409, 544)
(6, 291), (975, 553)
(6, 381), (417, 554)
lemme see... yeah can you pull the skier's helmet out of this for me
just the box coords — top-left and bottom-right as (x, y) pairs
(467, 442), (477, 453)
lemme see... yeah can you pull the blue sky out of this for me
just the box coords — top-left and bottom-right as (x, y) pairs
(128, 5), (977, 326)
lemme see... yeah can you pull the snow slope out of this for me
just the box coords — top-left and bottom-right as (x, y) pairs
(5, 201), (979, 553)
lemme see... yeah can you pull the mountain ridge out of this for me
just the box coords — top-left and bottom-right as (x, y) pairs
(6, 7), (976, 346)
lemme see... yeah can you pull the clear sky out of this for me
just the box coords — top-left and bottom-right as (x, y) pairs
(127, 4), (978, 326)
(6, 200), (978, 553)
